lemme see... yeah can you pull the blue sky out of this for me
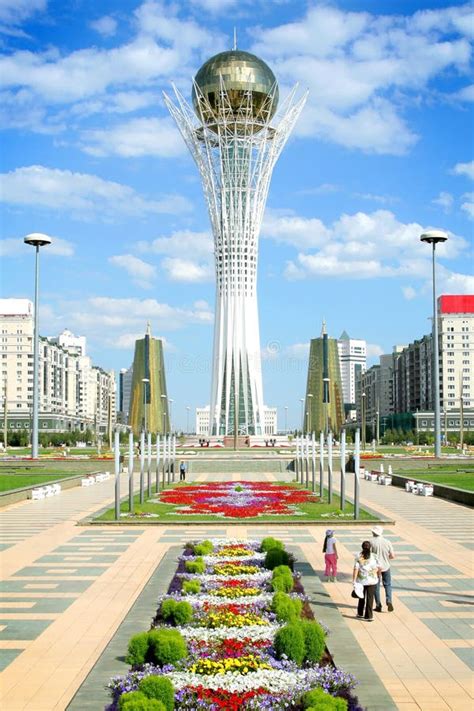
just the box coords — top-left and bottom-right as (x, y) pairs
(1, 0), (473, 429)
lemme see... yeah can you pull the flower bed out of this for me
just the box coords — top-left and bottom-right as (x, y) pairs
(107, 538), (363, 711)
(159, 482), (319, 518)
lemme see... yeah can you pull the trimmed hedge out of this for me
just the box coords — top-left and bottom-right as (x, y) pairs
(261, 537), (284, 553)
(185, 557), (205, 574)
(301, 620), (326, 663)
(182, 579), (201, 595)
(271, 591), (302, 623)
(264, 548), (293, 571)
(119, 690), (167, 710)
(125, 629), (187, 667)
(193, 540), (213, 556)
(274, 622), (305, 665)
(160, 599), (193, 626)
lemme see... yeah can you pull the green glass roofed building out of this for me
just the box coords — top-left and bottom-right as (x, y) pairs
(129, 324), (169, 435)
(304, 322), (345, 435)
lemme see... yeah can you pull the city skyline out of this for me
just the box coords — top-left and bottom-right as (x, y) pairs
(1, 0), (473, 429)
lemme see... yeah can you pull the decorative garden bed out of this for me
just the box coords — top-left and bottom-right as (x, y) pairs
(106, 538), (364, 710)
(96, 480), (376, 522)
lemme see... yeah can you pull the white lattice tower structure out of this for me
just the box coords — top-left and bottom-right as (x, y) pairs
(164, 58), (306, 435)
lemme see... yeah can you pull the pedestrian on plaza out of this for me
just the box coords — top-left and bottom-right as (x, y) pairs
(323, 529), (338, 582)
(352, 540), (381, 621)
(179, 461), (187, 481)
(371, 526), (395, 612)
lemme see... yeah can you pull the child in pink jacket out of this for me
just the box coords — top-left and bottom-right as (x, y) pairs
(323, 529), (338, 582)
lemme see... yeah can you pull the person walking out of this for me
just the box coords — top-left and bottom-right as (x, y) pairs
(179, 461), (186, 481)
(323, 529), (338, 582)
(371, 526), (395, 612)
(352, 540), (381, 621)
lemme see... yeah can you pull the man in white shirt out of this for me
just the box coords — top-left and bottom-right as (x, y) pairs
(371, 526), (395, 612)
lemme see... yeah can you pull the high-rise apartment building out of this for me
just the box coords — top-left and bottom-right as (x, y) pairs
(439, 295), (473, 409)
(337, 331), (366, 406)
(118, 366), (133, 423)
(0, 299), (115, 434)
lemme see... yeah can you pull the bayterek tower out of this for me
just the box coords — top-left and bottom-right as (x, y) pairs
(165, 49), (306, 436)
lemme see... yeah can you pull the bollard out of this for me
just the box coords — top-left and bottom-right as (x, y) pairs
(295, 436), (299, 482)
(114, 430), (120, 521)
(311, 432), (316, 493)
(173, 434), (177, 483)
(305, 435), (309, 488)
(319, 431), (324, 498)
(327, 431), (333, 504)
(354, 428), (360, 520)
(128, 431), (134, 513)
(162, 433), (167, 490)
(147, 432), (152, 497)
(340, 430), (346, 510)
(167, 434), (171, 485)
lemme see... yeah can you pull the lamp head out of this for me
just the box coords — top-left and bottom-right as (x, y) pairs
(420, 229), (448, 246)
(24, 232), (52, 248)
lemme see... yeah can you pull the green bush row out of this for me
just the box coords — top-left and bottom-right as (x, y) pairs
(270, 564), (294, 593)
(192, 540), (213, 555)
(185, 556), (205, 574)
(182, 579), (201, 595)
(271, 591), (302, 623)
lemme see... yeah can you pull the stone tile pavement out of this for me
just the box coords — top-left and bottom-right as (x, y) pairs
(0, 467), (472, 710)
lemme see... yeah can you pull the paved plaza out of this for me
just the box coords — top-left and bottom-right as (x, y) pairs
(0, 470), (473, 710)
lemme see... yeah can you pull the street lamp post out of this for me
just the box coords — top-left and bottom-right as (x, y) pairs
(361, 392), (366, 450)
(168, 399), (174, 432)
(420, 229), (448, 458)
(323, 377), (330, 437)
(161, 394), (167, 434)
(299, 398), (304, 433)
(376, 409), (380, 447)
(307, 394), (313, 433)
(186, 406), (190, 434)
(142, 378), (150, 434)
(24, 233), (52, 459)
(284, 406), (288, 434)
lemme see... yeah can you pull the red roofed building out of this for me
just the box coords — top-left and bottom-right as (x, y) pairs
(438, 294), (474, 315)
(438, 294), (473, 412)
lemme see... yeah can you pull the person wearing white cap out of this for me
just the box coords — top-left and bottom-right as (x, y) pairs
(371, 526), (395, 612)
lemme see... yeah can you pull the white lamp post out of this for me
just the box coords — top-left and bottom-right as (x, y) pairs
(299, 398), (304, 432)
(24, 233), (52, 459)
(307, 393), (313, 433)
(420, 229), (448, 458)
(161, 394), (167, 434)
(284, 405), (288, 434)
(323, 377), (330, 437)
(169, 398), (174, 432)
(186, 406), (190, 434)
(141, 378), (149, 434)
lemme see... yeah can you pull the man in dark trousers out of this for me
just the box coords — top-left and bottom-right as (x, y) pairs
(179, 461), (187, 481)
(371, 526), (395, 612)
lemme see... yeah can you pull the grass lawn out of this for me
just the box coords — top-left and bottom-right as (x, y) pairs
(0, 461), (110, 492)
(398, 468), (474, 492)
(95, 480), (376, 522)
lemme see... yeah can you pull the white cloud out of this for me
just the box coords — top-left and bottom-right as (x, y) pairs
(136, 229), (214, 282)
(285, 342), (310, 359)
(366, 343), (384, 359)
(452, 160), (474, 180)
(297, 184), (340, 196)
(90, 15), (118, 37)
(251, 3), (471, 154)
(109, 254), (157, 288)
(460, 192), (474, 219)
(81, 117), (185, 158)
(274, 208), (471, 291)
(0, 0), (45, 26)
(262, 209), (330, 249)
(432, 191), (454, 213)
(402, 286), (417, 300)
(354, 192), (398, 205)
(0, 235), (74, 257)
(161, 257), (213, 282)
(0, 165), (190, 219)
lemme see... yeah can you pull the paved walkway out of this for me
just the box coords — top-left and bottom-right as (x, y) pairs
(0, 468), (472, 710)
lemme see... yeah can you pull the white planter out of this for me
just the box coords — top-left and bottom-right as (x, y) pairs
(369, 474), (378, 481)
(405, 480), (415, 492)
(383, 477), (392, 486)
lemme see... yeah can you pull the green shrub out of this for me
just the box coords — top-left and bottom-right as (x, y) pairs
(274, 622), (305, 665)
(160, 598), (177, 621)
(160, 599), (192, 625)
(147, 628), (187, 666)
(271, 565), (294, 593)
(126, 632), (149, 666)
(272, 591), (302, 622)
(173, 601), (193, 625)
(182, 580), (201, 595)
(303, 688), (347, 710)
(301, 620), (326, 663)
(138, 675), (174, 710)
(193, 540), (213, 555)
(185, 557), (205, 574)
(261, 537), (284, 553)
(119, 691), (166, 710)
(264, 548), (293, 571)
